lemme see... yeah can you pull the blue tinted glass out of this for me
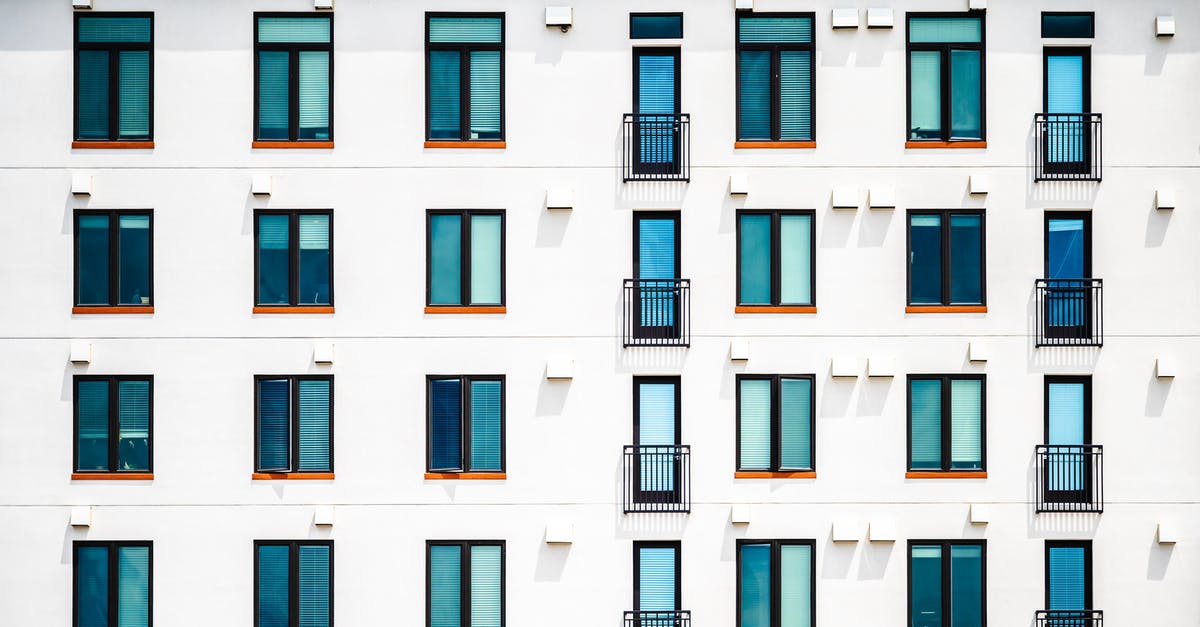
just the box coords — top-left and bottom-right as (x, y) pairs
(739, 214), (772, 304)
(631, 14), (683, 39)
(77, 546), (109, 627)
(257, 379), (291, 471)
(738, 50), (771, 140)
(297, 215), (330, 305)
(740, 544), (771, 627)
(257, 214), (290, 305)
(429, 51), (462, 140)
(77, 380), (110, 471)
(258, 545), (290, 627)
(910, 545), (942, 627)
(430, 379), (463, 470)
(429, 214), (463, 305)
(949, 215), (982, 304)
(77, 50), (110, 139)
(1047, 218), (1085, 279)
(950, 545), (983, 627)
(1042, 14), (1094, 38)
(78, 215), (110, 305)
(909, 214), (942, 304)
(117, 215), (151, 305)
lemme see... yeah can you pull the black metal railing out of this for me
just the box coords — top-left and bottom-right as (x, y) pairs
(624, 611), (691, 627)
(1035, 279), (1103, 347)
(1035, 113), (1102, 182)
(622, 445), (691, 513)
(623, 113), (691, 182)
(1036, 610), (1103, 627)
(1035, 445), (1104, 513)
(622, 279), (690, 347)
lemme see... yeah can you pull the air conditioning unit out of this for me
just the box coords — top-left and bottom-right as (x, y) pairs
(546, 7), (573, 32)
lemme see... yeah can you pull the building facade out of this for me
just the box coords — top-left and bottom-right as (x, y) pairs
(1, 0), (1198, 625)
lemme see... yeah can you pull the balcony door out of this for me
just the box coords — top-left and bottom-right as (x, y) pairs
(633, 213), (681, 340)
(1043, 48), (1091, 173)
(633, 48), (681, 176)
(1044, 213), (1092, 339)
(1044, 377), (1092, 504)
(634, 541), (681, 623)
(633, 377), (681, 506)
(1045, 541), (1092, 625)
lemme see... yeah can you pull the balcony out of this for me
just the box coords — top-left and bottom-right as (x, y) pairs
(622, 279), (691, 348)
(1035, 445), (1104, 513)
(1036, 610), (1103, 627)
(622, 445), (691, 514)
(1034, 279), (1103, 347)
(1034, 113), (1102, 182)
(624, 611), (691, 627)
(622, 113), (691, 182)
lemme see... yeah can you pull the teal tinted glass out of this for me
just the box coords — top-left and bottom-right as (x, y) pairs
(429, 50), (462, 139)
(740, 544), (771, 627)
(779, 51), (812, 140)
(910, 379), (942, 469)
(1048, 545), (1087, 610)
(77, 214), (110, 305)
(950, 545), (983, 627)
(909, 51), (942, 140)
(77, 380), (110, 471)
(909, 17), (982, 43)
(949, 214), (982, 304)
(631, 14), (682, 39)
(739, 214), (771, 304)
(257, 17), (331, 43)
(429, 17), (502, 43)
(738, 379), (771, 469)
(780, 544), (813, 627)
(911, 545), (943, 627)
(117, 51), (150, 139)
(77, 50), (110, 139)
(117, 380), (150, 471)
(909, 214), (942, 303)
(257, 214), (290, 305)
(117, 546), (150, 627)
(738, 50), (771, 140)
(738, 17), (812, 43)
(430, 214), (463, 305)
(297, 379), (331, 471)
(298, 545), (331, 627)
(78, 17), (151, 43)
(117, 215), (151, 305)
(950, 49), (981, 139)
(297, 51), (330, 140)
(77, 546), (109, 627)
(950, 379), (982, 469)
(258, 545), (290, 627)
(257, 51), (290, 140)
(469, 51), (502, 139)
(469, 380), (502, 471)
(779, 377), (812, 470)
(429, 545), (462, 627)
(297, 214), (331, 305)
(470, 214), (502, 305)
(471, 545), (502, 627)
(779, 214), (812, 304)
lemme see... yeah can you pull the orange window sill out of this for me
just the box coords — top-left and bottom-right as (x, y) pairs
(253, 306), (335, 314)
(71, 473), (154, 480)
(252, 472), (334, 480)
(904, 141), (986, 149)
(424, 141), (506, 149)
(72, 141), (154, 149)
(251, 141), (334, 149)
(735, 471), (816, 479)
(906, 305), (987, 314)
(734, 141), (816, 149)
(906, 471), (987, 479)
(424, 306), (506, 314)
(73, 306), (154, 314)
(736, 305), (817, 314)
(424, 472), (506, 480)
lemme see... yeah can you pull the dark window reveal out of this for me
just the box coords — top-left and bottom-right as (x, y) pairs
(74, 376), (153, 474)
(74, 541), (153, 627)
(254, 210), (332, 307)
(1042, 13), (1094, 39)
(907, 210), (984, 306)
(75, 210), (153, 307)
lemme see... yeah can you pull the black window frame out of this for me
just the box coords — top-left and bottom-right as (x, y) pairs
(253, 540), (334, 627)
(632, 540), (682, 611)
(74, 209), (154, 308)
(904, 11), (987, 143)
(907, 539), (987, 627)
(1043, 211), (1092, 278)
(73, 375), (154, 474)
(735, 209), (817, 306)
(906, 374), (987, 473)
(629, 12), (684, 39)
(905, 209), (986, 306)
(734, 12), (816, 143)
(1044, 540), (1093, 610)
(632, 211), (682, 280)
(1042, 47), (1092, 114)
(1043, 375), (1092, 446)
(253, 209), (334, 307)
(73, 540), (154, 627)
(1041, 12), (1095, 39)
(253, 12), (334, 143)
(425, 540), (507, 627)
(632, 376), (682, 447)
(253, 374), (334, 474)
(424, 12), (506, 143)
(425, 209), (507, 307)
(734, 374), (817, 472)
(735, 539), (817, 627)
(425, 375), (507, 474)
(73, 12), (155, 142)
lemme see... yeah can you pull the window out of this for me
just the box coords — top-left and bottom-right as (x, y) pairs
(427, 541), (505, 627)
(74, 541), (152, 627)
(908, 540), (985, 627)
(425, 14), (504, 143)
(75, 211), (153, 309)
(427, 211), (505, 308)
(427, 376), (504, 474)
(737, 210), (815, 307)
(907, 210), (984, 307)
(633, 541), (681, 613)
(254, 210), (332, 309)
(254, 14), (332, 143)
(908, 375), (985, 473)
(74, 376), (152, 475)
(736, 375), (814, 473)
(255, 541), (332, 627)
(737, 540), (815, 627)
(254, 376), (332, 475)
(1041, 13), (1094, 39)
(74, 13), (153, 143)
(906, 14), (984, 143)
(1045, 541), (1092, 613)
(630, 13), (683, 39)
(736, 14), (814, 143)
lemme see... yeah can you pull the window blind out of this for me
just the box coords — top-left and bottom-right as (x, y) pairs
(739, 17), (812, 43)
(638, 383), (676, 492)
(638, 547), (677, 611)
(297, 380), (331, 472)
(638, 219), (676, 280)
(469, 380), (502, 471)
(909, 18), (982, 43)
(429, 17), (502, 43)
(118, 51), (150, 139)
(117, 380), (150, 471)
(910, 545), (943, 626)
(257, 379), (290, 472)
(948, 215), (982, 304)
(117, 215), (151, 306)
(429, 51), (462, 139)
(910, 379), (942, 469)
(258, 545), (290, 627)
(779, 377), (812, 470)
(257, 51), (290, 141)
(77, 50), (110, 139)
(429, 214), (463, 305)
(1048, 546), (1086, 610)
(470, 545), (502, 627)
(637, 55), (677, 164)
(779, 51), (812, 141)
(909, 51), (942, 139)
(739, 543), (771, 627)
(257, 214), (291, 305)
(429, 545), (462, 627)
(77, 380), (110, 471)
(737, 51), (771, 140)
(77, 546), (109, 627)
(1047, 383), (1084, 445)
(738, 214), (772, 304)
(297, 51), (330, 140)
(780, 544), (812, 627)
(430, 379), (463, 471)
(78, 17), (151, 43)
(909, 214), (942, 304)
(779, 215), (812, 304)
(1046, 55), (1085, 164)
(298, 214), (331, 306)
(117, 546), (150, 627)
(950, 379), (982, 469)
(77, 214), (110, 305)
(949, 545), (983, 627)
(470, 215), (502, 305)
(738, 379), (771, 469)
(298, 545), (331, 627)
(258, 17), (331, 44)
(949, 49), (981, 139)
(469, 51), (501, 139)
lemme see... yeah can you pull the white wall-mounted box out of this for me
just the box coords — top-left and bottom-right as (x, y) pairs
(869, 520), (896, 542)
(735, 0), (754, 10)
(546, 7), (573, 29)
(868, 356), (895, 378)
(969, 341), (990, 362)
(252, 174), (272, 196)
(313, 341), (334, 364)
(313, 0), (333, 10)
(313, 506), (335, 526)
(969, 504), (990, 525)
(968, 0), (986, 10)
(70, 506), (92, 527)
(831, 187), (858, 209)
(866, 8), (894, 29)
(546, 358), (574, 380)
(831, 9), (859, 30)
(729, 173), (749, 196)
(869, 186), (896, 209)
(71, 172), (92, 196)
(831, 356), (860, 378)
(730, 340), (750, 362)
(545, 520), (574, 544)
(70, 340), (92, 364)
(969, 174), (989, 195)
(832, 520), (862, 542)
(1156, 188), (1177, 210)
(546, 186), (573, 210)
(731, 504), (752, 525)
(1156, 16), (1176, 38)
(1156, 357), (1176, 379)
(72, 0), (92, 9)
(1157, 521), (1178, 544)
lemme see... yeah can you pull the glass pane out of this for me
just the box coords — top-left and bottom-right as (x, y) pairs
(737, 51), (771, 140)
(429, 51), (462, 140)
(950, 379), (982, 469)
(780, 214), (813, 305)
(1047, 383), (1085, 445)
(117, 380), (150, 471)
(638, 384), (676, 446)
(117, 546), (150, 627)
(430, 379), (463, 471)
(1047, 546), (1087, 610)
(257, 214), (290, 305)
(470, 215), (502, 305)
(469, 380), (502, 471)
(77, 50), (110, 140)
(117, 215), (151, 305)
(1046, 218), (1085, 279)
(77, 214), (110, 305)
(470, 545), (502, 627)
(950, 545), (983, 627)
(298, 51), (330, 140)
(298, 214), (331, 305)
(909, 214), (943, 304)
(739, 544), (771, 627)
(258, 17), (331, 43)
(911, 545), (943, 627)
(780, 377), (812, 470)
(257, 379), (290, 471)
(77, 546), (109, 627)
(77, 380), (110, 471)
(638, 546), (677, 611)
(117, 51), (150, 140)
(469, 51), (501, 140)
(638, 218), (677, 279)
(780, 544), (813, 627)
(297, 380), (331, 472)
(909, 17), (982, 43)
(1042, 14), (1094, 38)
(78, 16), (151, 43)
(910, 379), (942, 469)
(637, 55), (676, 115)
(949, 214), (982, 304)
(949, 50), (981, 139)
(909, 51), (942, 140)
(738, 379), (771, 470)
(430, 545), (462, 627)
(257, 51), (290, 141)
(428, 17), (503, 43)
(298, 545), (331, 627)
(429, 214), (463, 305)
(630, 14), (683, 39)
(738, 17), (813, 43)
(779, 51), (812, 141)
(738, 214), (771, 304)
(257, 545), (290, 627)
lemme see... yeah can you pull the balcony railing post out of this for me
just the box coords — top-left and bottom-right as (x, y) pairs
(1034, 278), (1103, 347)
(624, 610), (691, 627)
(1035, 445), (1104, 513)
(622, 445), (691, 513)
(622, 279), (691, 347)
(1034, 113), (1102, 182)
(622, 113), (691, 182)
(1036, 610), (1103, 627)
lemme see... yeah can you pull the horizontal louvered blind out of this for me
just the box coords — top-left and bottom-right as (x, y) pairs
(638, 546), (677, 611)
(117, 546), (150, 627)
(469, 51), (501, 139)
(469, 380), (502, 471)
(779, 377), (812, 470)
(909, 17), (982, 43)
(910, 379), (942, 468)
(299, 214), (330, 251)
(429, 17), (502, 43)
(737, 50), (771, 141)
(430, 379), (463, 471)
(637, 219), (676, 280)
(258, 17), (331, 43)
(298, 545), (331, 627)
(297, 380), (331, 472)
(78, 17), (151, 43)
(909, 51), (942, 139)
(1047, 383), (1085, 445)
(779, 51), (812, 141)
(1048, 546), (1087, 610)
(949, 379), (982, 469)
(780, 544), (813, 627)
(257, 379), (290, 472)
(117, 51), (150, 139)
(117, 379), (150, 471)
(77, 50), (110, 139)
(739, 543), (771, 627)
(258, 545), (290, 627)
(77, 546), (109, 627)
(469, 215), (502, 305)
(258, 214), (290, 250)
(738, 379), (771, 470)
(297, 51), (330, 140)
(257, 51), (290, 140)
(470, 545), (502, 627)
(638, 383), (676, 445)
(429, 51), (462, 139)
(77, 380), (110, 471)
(738, 17), (813, 43)
(779, 214), (812, 305)
(429, 545), (462, 627)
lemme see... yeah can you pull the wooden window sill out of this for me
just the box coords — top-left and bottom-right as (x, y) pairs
(736, 305), (817, 314)
(253, 306), (335, 314)
(251, 141), (334, 149)
(905, 305), (987, 314)
(904, 141), (986, 149)
(424, 141), (506, 149)
(905, 471), (987, 479)
(735, 471), (816, 479)
(252, 472), (334, 480)
(72, 141), (154, 149)
(424, 306), (506, 314)
(72, 306), (154, 314)
(734, 141), (816, 149)
(71, 473), (153, 480)
(424, 472), (506, 480)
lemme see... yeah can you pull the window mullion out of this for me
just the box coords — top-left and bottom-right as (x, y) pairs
(108, 543), (119, 626)
(290, 213), (300, 306)
(289, 49), (299, 142)
(290, 377), (299, 473)
(940, 47), (952, 140)
(772, 542), (782, 627)
(771, 212), (781, 306)
(460, 211), (472, 306)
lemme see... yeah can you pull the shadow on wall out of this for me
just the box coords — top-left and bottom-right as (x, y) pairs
(822, 531), (856, 579)
(1147, 536), (1174, 581)
(536, 203), (571, 248)
(857, 375), (893, 417)
(1024, 450), (1101, 538)
(857, 205), (894, 248)
(858, 540), (894, 580)
(1145, 368), (1171, 418)
(534, 542), (571, 582)
(821, 367), (857, 418)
